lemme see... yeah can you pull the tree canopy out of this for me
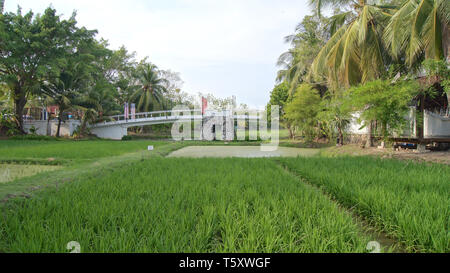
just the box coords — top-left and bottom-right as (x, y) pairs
(0, 6), (202, 137)
(276, 0), (449, 144)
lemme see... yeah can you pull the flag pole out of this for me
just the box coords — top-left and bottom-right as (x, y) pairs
(201, 97), (204, 141)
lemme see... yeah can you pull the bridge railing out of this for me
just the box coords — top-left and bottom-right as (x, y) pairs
(104, 109), (267, 122)
(106, 109), (204, 123)
(93, 109), (268, 127)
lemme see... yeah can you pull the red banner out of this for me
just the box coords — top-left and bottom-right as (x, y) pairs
(202, 97), (208, 115)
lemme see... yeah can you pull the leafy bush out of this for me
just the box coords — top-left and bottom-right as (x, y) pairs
(345, 80), (419, 139)
(284, 84), (322, 142)
(0, 110), (20, 136)
(318, 93), (352, 144)
(29, 126), (38, 135)
(422, 59), (450, 97)
(121, 135), (132, 141)
(9, 135), (59, 141)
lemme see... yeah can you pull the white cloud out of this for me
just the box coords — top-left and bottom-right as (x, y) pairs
(5, 0), (311, 107)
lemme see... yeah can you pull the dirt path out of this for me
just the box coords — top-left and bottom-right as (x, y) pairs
(322, 144), (450, 165)
(167, 146), (320, 158)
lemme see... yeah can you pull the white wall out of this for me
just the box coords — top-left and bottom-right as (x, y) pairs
(23, 120), (48, 135)
(90, 126), (128, 140)
(349, 107), (418, 138)
(424, 111), (450, 138)
(23, 120), (81, 137)
(348, 112), (369, 135)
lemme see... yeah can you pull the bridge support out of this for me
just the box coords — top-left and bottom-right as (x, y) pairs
(90, 126), (128, 140)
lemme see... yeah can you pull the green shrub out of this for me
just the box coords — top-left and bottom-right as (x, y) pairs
(9, 135), (59, 141)
(121, 135), (132, 141)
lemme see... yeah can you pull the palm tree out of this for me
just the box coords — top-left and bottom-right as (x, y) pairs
(277, 14), (327, 95)
(383, 0), (450, 66)
(383, 0), (449, 139)
(309, 0), (395, 88)
(132, 62), (168, 112)
(41, 61), (89, 137)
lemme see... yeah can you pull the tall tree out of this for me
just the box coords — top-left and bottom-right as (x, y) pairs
(384, 0), (450, 66)
(0, 7), (95, 132)
(41, 60), (91, 137)
(41, 28), (98, 137)
(309, 0), (395, 88)
(159, 69), (186, 109)
(277, 15), (327, 94)
(132, 62), (168, 112)
(285, 84), (322, 142)
(98, 46), (139, 107)
(266, 82), (295, 138)
(318, 92), (352, 145)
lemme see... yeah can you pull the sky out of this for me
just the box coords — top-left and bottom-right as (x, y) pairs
(4, 0), (312, 108)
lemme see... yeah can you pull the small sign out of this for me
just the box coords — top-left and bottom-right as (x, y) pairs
(148, 145), (154, 151)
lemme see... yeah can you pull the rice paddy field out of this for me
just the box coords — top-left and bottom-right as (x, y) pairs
(0, 140), (448, 253)
(0, 140), (166, 160)
(0, 164), (61, 183)
(278, 157), (450, 253)
(0, 158), (371, 252)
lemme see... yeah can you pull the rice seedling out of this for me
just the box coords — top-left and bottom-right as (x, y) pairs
(0, 158), (370, 253)
(0, 140), (167, 160)
(278, 156), (450, 253)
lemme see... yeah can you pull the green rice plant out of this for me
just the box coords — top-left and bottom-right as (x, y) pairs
(0, 158), (370, 253)
(278, 156), (450, 253)
(0, 140), (167, 160)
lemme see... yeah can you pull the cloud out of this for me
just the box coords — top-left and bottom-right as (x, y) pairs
(5, 0), (311, 107)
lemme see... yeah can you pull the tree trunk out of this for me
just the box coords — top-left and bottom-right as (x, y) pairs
(56, 118), (62, 137)
(338, 126), (344, 145)
(438, 23), (450, 114)
(365, 120), (373, 148)
(13, 86), (27, 134)
(47, 118), (51, 136)
(416, 95), (425, 140)
(442, 22), (449, 62)
(56, 115), (62, 137)
(381, 122), (388, 140)
(288, 124), (294, 140)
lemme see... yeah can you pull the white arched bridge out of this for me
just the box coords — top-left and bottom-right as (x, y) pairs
(89, 109), (264, 140)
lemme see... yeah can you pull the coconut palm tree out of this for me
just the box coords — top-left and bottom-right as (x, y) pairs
(309, 0), (395, 88)
(131, 62), (168, 112)
(383, 0), (450, 67)
(41, 61), (89, 137)
(277, 14), (327, 95)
